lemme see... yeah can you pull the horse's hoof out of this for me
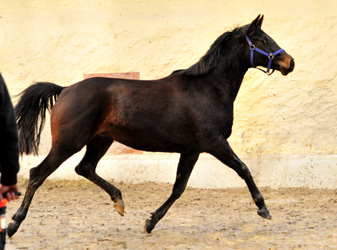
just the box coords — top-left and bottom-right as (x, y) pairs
(114, 198), (125, 216)
(145, 219), (154, 233)
(257, 207), (271, 220)
(7, 222), (18, 238)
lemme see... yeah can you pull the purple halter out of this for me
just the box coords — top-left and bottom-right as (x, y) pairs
(245, 35), (284, 75)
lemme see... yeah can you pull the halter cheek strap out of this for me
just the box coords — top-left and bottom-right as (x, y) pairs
(245, 35), (284, 75)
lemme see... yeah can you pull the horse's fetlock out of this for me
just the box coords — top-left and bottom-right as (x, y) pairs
(254, 193), (265, 205)
(115, 189), (123, 199)
(12, 212), (26, 222)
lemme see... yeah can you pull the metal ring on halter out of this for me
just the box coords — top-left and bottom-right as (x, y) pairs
(245, 35), (285, 75)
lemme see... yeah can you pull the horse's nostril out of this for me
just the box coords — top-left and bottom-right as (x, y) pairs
(290, 59), (295, 71)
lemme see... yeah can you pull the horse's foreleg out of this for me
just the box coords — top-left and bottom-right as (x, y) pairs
(209, 139), (270, 219)
(145, 153), (199, 233)
(8, 148), (74, 237)
(74, 136), (125, 216)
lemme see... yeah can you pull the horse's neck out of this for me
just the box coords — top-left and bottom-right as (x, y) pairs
(212, 62), (248, 101)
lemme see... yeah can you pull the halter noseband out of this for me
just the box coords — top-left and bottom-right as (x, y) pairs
(245, 35), (284, 75)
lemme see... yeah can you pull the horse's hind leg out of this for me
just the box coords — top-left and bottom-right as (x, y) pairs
(145, 153), (199, 233)
(75, 135), (125, 216)
(8, 147), (77, 237)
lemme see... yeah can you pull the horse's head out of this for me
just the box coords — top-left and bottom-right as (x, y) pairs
(245, 15), (295, 75)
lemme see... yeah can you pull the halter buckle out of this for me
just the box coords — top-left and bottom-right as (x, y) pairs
(245, 35), (284, 76)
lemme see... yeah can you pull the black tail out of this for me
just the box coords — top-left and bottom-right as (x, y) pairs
(15, 82), (65, 155)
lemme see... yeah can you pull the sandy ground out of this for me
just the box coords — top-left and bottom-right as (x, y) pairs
(4, 178), (337, 250)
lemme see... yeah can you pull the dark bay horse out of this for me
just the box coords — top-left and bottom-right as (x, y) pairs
(9, 15), (294, 237)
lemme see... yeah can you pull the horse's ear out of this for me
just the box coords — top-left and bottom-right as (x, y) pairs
(248, 14), (263, 36)
(257, 15), (264, 28)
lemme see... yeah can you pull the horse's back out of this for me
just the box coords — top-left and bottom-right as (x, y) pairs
(50, 76), (199, 151)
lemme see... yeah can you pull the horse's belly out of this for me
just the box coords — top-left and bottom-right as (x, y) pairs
(104, 126), (201, 153)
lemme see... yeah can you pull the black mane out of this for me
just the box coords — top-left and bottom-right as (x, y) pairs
(175, 25), (249, 76)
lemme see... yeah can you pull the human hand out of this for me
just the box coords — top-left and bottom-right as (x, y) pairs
(0, 184), (19, 201)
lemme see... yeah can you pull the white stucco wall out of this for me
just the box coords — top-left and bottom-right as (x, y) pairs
(20, 153), (337, 189)
(2, 1), (337, 188)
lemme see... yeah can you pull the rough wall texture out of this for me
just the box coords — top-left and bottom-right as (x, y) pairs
(1, 1), (337, 186)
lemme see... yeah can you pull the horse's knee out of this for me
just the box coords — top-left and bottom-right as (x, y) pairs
(171, 185), (186, 200)
(172, 192), (182, 200)
(237, 165), (252, 180)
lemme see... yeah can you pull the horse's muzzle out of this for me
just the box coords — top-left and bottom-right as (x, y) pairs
(278, 53), (295, 75)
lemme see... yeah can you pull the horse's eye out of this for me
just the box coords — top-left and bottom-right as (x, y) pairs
(263, 39), (267, 44)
